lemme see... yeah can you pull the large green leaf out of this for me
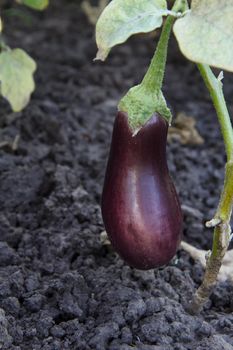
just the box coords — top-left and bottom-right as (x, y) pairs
(96, 0), (168, 61)
(173, 0), (233, 72)
(19, 0), (49, 10)
(0, 49), (37, 112)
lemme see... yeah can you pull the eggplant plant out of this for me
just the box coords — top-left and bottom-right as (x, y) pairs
(95, 0), (233, 313)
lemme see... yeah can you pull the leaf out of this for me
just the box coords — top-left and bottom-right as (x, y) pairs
(167, 113), (204, 145)
(18, 0), (49, 10)
(0, 48), (37, 112)
(96, 0), (168, 61)
(173, 0), (233, 72)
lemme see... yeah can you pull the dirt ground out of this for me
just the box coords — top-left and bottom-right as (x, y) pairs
(0, 1), (233, 349)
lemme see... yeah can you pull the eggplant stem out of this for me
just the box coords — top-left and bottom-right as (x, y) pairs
(118, 0), (188, 130)
(188, 64), (233, 314)
(141, 0), (188, 95)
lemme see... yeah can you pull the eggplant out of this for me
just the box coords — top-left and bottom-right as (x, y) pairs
(101, 111), (182, 270)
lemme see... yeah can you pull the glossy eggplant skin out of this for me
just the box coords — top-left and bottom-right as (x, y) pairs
(101, 111), (182, 270)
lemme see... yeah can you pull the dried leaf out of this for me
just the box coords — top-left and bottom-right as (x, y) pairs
(168, 113), (204, 145)
(82, 0), (109, 25)
(181, 241), (233, 282)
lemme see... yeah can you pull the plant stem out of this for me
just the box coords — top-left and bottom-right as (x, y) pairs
(197, 65), (233, 161)
(141, 14), (174, 95)
(188, 64), (233, 314)
(119, 0), (188, 130)
(141, 0), (188, 95)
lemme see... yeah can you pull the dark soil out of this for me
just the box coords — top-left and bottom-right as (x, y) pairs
(0, 2), (233, 349)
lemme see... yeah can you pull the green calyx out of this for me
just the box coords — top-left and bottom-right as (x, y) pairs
(119, 85), (171, 130)
(118, 0), (188, 132)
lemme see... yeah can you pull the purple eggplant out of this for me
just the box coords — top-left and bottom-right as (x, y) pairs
(101, 111), (182, 270)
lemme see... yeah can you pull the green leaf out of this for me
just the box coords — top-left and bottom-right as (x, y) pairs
(96, 0), (168, 61)
(19, 0), (49, 10)
(0, 48), (37, 112)
(173, 0), (233, 72)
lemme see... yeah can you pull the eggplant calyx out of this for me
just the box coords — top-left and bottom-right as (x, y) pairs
(118, 84), (171, 132)
(118, 0), (189, 133)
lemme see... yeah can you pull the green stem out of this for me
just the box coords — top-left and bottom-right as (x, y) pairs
(217, 161), (233, 222)
(118, 0), (188, 130)
(141, 15), (174, 94)
(189, 64), (233, 313)
(142, 0), (187, 94)
(197, 64), (233, 223)
(197, 64), (233, 162)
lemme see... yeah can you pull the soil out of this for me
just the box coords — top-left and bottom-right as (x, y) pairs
(0, 1), (233, 349)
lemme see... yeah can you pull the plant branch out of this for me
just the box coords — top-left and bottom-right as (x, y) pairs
(188, 64), (233, 314)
